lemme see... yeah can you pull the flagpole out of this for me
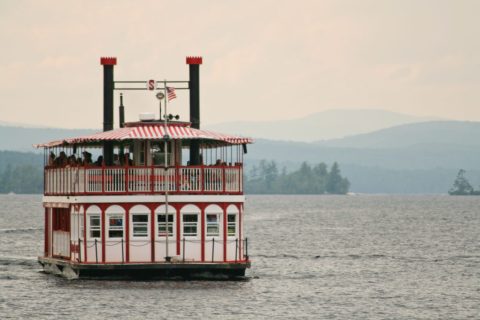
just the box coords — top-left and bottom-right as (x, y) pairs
(163, 79), (170, 261)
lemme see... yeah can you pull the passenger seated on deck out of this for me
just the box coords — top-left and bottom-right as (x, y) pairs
(82, 151), (93, 166)
(113, 154), (120, 166)
(55, 151), (68, 167)
(124, 153), (133, 165)
(48, 152), (56, 166)
(66, 155), (77, 167)
(94, 156), (103, 166)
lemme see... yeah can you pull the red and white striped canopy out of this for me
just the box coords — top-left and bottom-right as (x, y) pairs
(35, 124), (253, 148)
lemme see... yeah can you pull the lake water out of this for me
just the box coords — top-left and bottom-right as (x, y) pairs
(1, 194), (479, 319)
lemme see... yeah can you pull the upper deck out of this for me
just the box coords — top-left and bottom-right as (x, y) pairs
(38, 121), (251, 197)
(44, 164), (243, 196)
(36, 57), (253, 197)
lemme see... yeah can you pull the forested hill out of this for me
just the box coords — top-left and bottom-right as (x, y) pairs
(0, 151), (43, 171)
(0, 151), (43, 193)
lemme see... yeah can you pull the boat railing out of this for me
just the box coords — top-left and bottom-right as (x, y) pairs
(73, 237), (249, 264)
(44, 165), (243, 196)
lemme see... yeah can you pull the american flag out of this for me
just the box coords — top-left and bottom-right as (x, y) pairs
(166, 86), (177, 101)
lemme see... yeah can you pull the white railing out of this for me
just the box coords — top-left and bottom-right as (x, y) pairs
(53, 230), (70, 257)
(86, 168), (102, 192)
(44, 166), (243, 195)
(105, 168), (126, 192)
(225, 167), (241, 192)
(153, 168), (176, 192)
(204, 168), (223, 192)
(128, 167), (150, 192)
(179, 167), (202, 192)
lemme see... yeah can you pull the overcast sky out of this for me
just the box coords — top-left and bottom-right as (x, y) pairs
(1, 0), (479, 129)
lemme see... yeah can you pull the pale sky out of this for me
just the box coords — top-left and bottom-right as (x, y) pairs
(1, 0), (479, 129)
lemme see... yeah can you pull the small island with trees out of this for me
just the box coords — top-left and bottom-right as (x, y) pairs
(448, 169), (480, 195)
(245, 160), (350, 194)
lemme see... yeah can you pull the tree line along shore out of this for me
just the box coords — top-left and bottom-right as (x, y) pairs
(0, 151), (350, 195)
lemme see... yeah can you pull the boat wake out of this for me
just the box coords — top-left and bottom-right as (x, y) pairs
(0, 256), (38, 267)
(254, 254), (300, 259)
(0, 227), (43, 234)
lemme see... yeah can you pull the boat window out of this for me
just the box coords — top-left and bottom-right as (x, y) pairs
(183, 214), (198, 237)
(132, 214), (149, 237)
(108, 215), (124, 238)
(206, 214), (219, 237)
(227, 214), (236, 237)
(157, 214), (174, 236)
(89, 215), (101, 238)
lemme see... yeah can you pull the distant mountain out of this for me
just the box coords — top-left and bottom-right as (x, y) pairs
(205, 109), (440, 142)
(316, 121), (480, 149)
(244, 121), (480, 167)
(248, 138), (480, 171)
(0, 126), (97, 152)
(242, 120), (480, 193)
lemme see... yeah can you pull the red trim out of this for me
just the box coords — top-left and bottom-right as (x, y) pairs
(125, 208), (130, 262)
(68, 207), (72, 261)
(50, 210), (54, 256)
(150, 207), (155, 262)
(44, 208), (49, 256)
(176, 208), (181, 255)
(75, 260), (246, 265)
(101, 207), (106, 263)
(223, 206), (227, 262)
(83, 206), (87, 262)
(45, 190), (244, 197)
(239, 205), (242, 260)
(186, 56), (203, 65)
(100, 57), (117, 65)
(201, 207), (205, 261)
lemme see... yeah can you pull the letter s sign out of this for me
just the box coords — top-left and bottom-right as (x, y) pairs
(147, 79), (156, 90)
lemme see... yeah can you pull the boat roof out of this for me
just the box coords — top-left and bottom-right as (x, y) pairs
(34, 122), (253, 148)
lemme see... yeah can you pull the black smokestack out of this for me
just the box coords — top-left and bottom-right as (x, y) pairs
(101, 57), (116, 166)
(119, 93), (125, 128)
(187, 56), (202, 165)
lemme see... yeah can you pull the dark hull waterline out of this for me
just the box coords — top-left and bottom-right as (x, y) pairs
(38, 257), (250, 280)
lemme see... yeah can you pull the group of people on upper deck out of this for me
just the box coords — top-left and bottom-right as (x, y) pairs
(48, 151), (126, 167)
(48, 150), (238, 168)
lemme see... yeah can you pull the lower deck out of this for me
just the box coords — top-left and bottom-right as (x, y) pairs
(39, 256), (250, 280)
(43, 195), (248, 267)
